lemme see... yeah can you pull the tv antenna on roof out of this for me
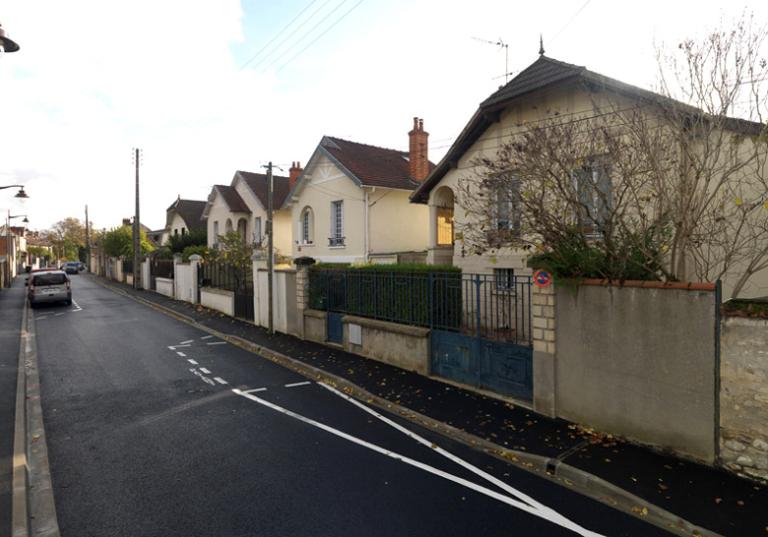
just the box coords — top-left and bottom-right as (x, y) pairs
(471, 36), (510, 84)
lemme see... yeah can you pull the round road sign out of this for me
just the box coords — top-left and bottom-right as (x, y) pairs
(533, 269), (553, 288)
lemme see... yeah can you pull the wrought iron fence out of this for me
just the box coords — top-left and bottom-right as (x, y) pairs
(123, 258), (134, 275)
(200, 260), (252, 293)
(308, 269), (531, 344)
(150, 258), (175, 279)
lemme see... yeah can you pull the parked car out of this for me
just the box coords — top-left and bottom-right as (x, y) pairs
(27, 270), (72, 307)
(62, 261), (80, 275)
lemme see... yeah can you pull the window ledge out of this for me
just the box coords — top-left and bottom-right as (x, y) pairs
(298, 243), (315, 248)
(329, 246), (346, 250)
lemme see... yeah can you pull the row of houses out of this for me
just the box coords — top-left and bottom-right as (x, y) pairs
(156, 53), (768, 299)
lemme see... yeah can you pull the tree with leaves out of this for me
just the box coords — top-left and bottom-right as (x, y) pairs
(102, 226), (155, 258)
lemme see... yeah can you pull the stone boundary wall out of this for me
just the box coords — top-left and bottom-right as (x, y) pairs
(720, 316), (768, 482)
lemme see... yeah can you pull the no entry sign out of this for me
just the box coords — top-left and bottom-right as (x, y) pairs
(533, 269), (553, 288)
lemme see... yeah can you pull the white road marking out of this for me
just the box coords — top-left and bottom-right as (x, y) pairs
(200, 335), (213, 340)
(71, 300), (82, 312)
(199, 367), (211, 374)
(242, 387), (267, 394)
(179, 339), (194, 345)
(206, 341), (227, 346)
(187, 359), (198, 365)
(285, 381), (311, 388)
(214, 377), (228, 385)
(168, 344), (191, 351)
(176, 352), (187, 357)
(35, 316), (48, 321)
(232, 389), (605, 537)
(190, 369), (216, 386)
(54, 312), (65, 316)
(319, 383), (578, 529)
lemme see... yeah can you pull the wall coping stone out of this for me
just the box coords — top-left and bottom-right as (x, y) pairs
(155, 277), (174, 283)
(578, 279), (715, 291)
(304, 308), (327, 319)
(341, 314), (431, 337)
(721, 316), (768, 327)
(201, 287), (234, 297)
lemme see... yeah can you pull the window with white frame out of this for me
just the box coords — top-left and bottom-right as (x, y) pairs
(494, 178), (521, 237)
(330, 200), (344, 246)
(253, 217), (262, 245)
(300, 207), (314, 244)
(213, 221), (220, 248)
(573, 159), (611, 233)
(494, 268), (516, 293)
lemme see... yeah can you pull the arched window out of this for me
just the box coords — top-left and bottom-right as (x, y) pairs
(237, 218), (248, 243)
(434, 186), (455, 246)
(225, 218), (233, 234)
(300, 207), (314, 244)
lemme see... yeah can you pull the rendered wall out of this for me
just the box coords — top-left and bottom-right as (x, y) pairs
(155, 277), (174, 298)
(174, 263), (196, 304)
(555, 283), (717, 462)
(200, 287), (234, 316)
(342, 315), (430, 375)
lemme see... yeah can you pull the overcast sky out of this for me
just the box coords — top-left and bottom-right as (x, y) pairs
(1, 0), (766, 231)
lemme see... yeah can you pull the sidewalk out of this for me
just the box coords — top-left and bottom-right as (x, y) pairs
(96, 275), (765, 537)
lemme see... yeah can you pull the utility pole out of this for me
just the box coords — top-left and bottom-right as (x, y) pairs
(132, 148), (141, 290)
(265, 161), (274, 334)
(84, 204), (90, 272)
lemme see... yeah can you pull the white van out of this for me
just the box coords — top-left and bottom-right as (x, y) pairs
(28, 270), (72, 307)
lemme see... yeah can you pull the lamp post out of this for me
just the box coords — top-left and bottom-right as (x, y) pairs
(2, 186), (29, 285)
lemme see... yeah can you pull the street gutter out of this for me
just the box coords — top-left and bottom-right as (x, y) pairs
(93, 275), (723, 537)
(11, 298), (61, 537)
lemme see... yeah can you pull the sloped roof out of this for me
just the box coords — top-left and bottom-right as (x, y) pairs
(411, 55), (765, 203)
(237, 171), (291, 210)
(320, 136), (435, 190)
(213, 185), (250, 213)
(166, 198), (207, 231)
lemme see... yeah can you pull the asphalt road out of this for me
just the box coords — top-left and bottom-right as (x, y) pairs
(29, 275), (675, 537)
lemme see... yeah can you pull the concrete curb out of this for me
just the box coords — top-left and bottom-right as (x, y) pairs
(12, 299), (29, 537)
(11, 294), (60, 537)
(94, 275), (722, 537)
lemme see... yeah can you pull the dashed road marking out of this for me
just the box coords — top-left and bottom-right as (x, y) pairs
(285, 381), (311, 388)
(35, 316), (48, 321)
(187, 359), (198, 365)
(71, 300), (82, 312)
(199, 367), (211, 374)
(206, 341), (226, 346)
(179, 339), (194, 345)
(243, 387), (267, 394)
(200, 335), (213, 340)
(176, 352), (187, 357)
(168, 344), (191, 350)
(54, 312), (65, 317)
(190, 369), (216, 386)
(214, 377), (228, 385)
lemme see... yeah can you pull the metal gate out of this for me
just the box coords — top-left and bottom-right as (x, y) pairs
(430, 274), (533, 401)
(327, 312), (343, 344)
(150, 258), (174, 291)
(234, 283), (254, 321)
(200, 260), (254, 321)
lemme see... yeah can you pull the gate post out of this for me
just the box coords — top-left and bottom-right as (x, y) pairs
(294, 256), (316, 339)
(189, 254), (202, 305)
(532, 282), (557, 417)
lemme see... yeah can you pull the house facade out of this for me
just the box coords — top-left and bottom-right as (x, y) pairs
(285, 119), (431, 264)
(411, 55), (768, 298)
(163, 197), (207, 245)
(202, 167), (298, 261)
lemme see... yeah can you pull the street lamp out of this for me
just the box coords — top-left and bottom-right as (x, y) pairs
(0, 185), (29, 198)
(0, 22), (20, 54)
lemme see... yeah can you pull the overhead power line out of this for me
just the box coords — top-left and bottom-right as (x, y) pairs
(239, 0), (322, 70)
(550, 0), (593, 45)
(276, 0), (367, 73)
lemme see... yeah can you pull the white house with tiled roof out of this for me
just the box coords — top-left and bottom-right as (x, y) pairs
(202, 167), (301, 259)
(284, 118), (432, 263)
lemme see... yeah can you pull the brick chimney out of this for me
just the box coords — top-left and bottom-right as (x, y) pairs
(289, 161), (303, 190)
(408, 117), (429, 181)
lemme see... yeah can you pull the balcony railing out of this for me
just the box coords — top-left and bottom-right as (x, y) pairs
(328, 236), (345, 247)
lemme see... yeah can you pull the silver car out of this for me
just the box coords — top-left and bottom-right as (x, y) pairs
(28, 270), (72, 307)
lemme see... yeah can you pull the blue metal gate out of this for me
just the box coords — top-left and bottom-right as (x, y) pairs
(327, 312), (343, 344)
(430, 274), (533, 401)
(431, 330), (532, 400)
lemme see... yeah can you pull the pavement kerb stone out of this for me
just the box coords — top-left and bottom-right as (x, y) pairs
(93, 276), (723, 537)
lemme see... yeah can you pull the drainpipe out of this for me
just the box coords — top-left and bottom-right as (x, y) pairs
(364, 188), (372, 263)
